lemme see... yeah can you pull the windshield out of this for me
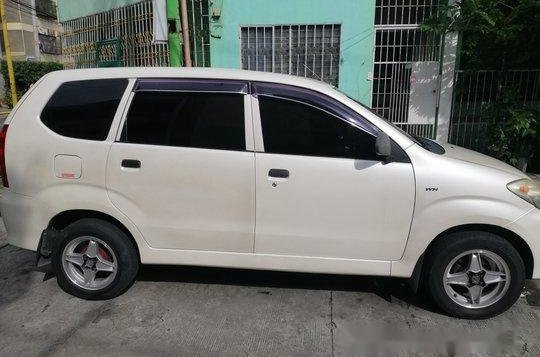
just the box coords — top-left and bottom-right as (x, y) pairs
(344, 94), (445, 155)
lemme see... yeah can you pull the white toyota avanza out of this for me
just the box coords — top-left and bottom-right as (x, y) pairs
(1, 68), (539, 319)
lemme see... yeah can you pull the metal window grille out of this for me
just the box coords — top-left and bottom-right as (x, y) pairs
(61, 0), (169, 68)
(240, 24), (341, 87)
(38, 33), (62, 55)
(375, 0), (440, 26)
(35, 0), (57, 20)
(188, 0), (211, 67)
(372, 29), (441, 122)
(449, 69), (540, 151)
(372, 0), (441, 138)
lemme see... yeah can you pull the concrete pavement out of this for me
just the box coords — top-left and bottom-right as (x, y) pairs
(0, 233), (539, 356)
(0, 218), (6, 249)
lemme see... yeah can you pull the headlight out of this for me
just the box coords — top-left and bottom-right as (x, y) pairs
(507, 178), (540, 208)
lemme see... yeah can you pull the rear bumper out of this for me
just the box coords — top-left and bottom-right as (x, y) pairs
(506, 208), (540, 279)
(0, 190), (52, 251)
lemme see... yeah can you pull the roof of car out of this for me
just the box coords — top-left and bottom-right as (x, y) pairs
(45, 67), (335, 93)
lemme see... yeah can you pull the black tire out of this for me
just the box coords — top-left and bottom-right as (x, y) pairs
(52, 218), (139, 300)
(424, 231), (525, 319)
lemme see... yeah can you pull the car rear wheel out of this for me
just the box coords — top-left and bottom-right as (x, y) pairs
(424, 231), (525, 319)
(53, 218), (139, 300)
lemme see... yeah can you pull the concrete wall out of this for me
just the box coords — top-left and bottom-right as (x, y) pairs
(209, 0), (375, 104)
(34, 17), (63, 62)
(4, 0), (35, 60)
(57, 0), (143, 21)
(0, 0), (62, 62)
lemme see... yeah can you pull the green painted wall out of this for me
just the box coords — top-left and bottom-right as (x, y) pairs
(57, 0), (143, 22)
(209, 0), (375, 104)
(167, 0), (182, 66)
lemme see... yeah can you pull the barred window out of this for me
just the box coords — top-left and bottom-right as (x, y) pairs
(375, 0), (440, 26)
(38, 34), (61, 55)
(241, 24), (341, 87)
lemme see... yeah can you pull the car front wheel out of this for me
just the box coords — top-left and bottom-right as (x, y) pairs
(425, 231), (525, 319)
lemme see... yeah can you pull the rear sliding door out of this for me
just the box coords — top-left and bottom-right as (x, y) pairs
(106, 79), (255, 253)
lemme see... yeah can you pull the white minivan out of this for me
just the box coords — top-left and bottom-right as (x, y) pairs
(1, 68), (539, 319)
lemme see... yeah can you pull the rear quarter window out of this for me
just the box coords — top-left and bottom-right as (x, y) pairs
(40, 79), (128, 140)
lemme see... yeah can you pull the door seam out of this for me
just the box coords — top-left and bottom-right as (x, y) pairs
(252, 151), (257, 253)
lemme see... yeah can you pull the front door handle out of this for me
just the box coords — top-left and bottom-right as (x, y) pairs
(268, 169), (289, 178)
(121, 159), (141, 169)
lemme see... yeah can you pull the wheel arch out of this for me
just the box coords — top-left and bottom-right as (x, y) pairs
(47, 209), (141, 261)
(427, 224), (532, 277)
(409, 223), (534, 292)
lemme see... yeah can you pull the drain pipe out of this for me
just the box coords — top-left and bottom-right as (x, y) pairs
(180, 0), (192, 67)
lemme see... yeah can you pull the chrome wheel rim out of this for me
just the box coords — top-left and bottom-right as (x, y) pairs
(62, 236), (118, 291)
(443, 249), (510, 309)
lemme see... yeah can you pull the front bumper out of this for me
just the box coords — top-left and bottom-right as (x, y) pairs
(506, 208), (540, 279)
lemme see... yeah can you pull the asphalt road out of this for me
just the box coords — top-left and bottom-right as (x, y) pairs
(0, 220), (539, 357)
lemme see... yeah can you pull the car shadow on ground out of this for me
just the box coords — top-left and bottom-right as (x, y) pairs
(137, 264), (442, 314)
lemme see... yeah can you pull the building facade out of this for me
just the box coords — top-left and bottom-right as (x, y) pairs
(57, 0), (172, 68)
(56, 0), (456, 142)
(57, 0), (208, 69)
(208, 0), (375, 106)
(208, 0), (452, 140)
(2, 0), (62, 61)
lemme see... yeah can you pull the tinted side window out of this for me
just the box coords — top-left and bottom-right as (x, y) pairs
(41, 79), (128, 140)
(122, 92), (245, 151)
(259, 96), (380, 160)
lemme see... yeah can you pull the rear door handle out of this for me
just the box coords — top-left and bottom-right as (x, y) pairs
(121, 159), (141, 169)
(268, 169), (289, 178)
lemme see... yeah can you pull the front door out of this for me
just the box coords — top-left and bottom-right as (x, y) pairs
(252, 85), (415, 261)
(106, 79), (255, 253)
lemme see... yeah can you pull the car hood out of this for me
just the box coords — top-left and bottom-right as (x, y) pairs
(438, 142), (526, 177)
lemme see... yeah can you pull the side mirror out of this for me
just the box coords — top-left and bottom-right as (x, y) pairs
(375, 131), (392, 159)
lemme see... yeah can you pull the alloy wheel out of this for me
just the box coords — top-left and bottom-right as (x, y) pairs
(443, 249), (510, 309)
(61, 236), (118, 291)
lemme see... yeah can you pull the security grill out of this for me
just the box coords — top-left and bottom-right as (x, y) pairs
(61, 0), (169, 68)
(240, 24), (341, 87)
(450, 69), (540, 151)
(38, 34), (61, 55)
(188, 0), (211, 67)
(372, 0), (441, 138)
(375, 0), (439, 25)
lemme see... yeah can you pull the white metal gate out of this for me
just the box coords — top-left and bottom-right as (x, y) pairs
(372, 0), (441, 138)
